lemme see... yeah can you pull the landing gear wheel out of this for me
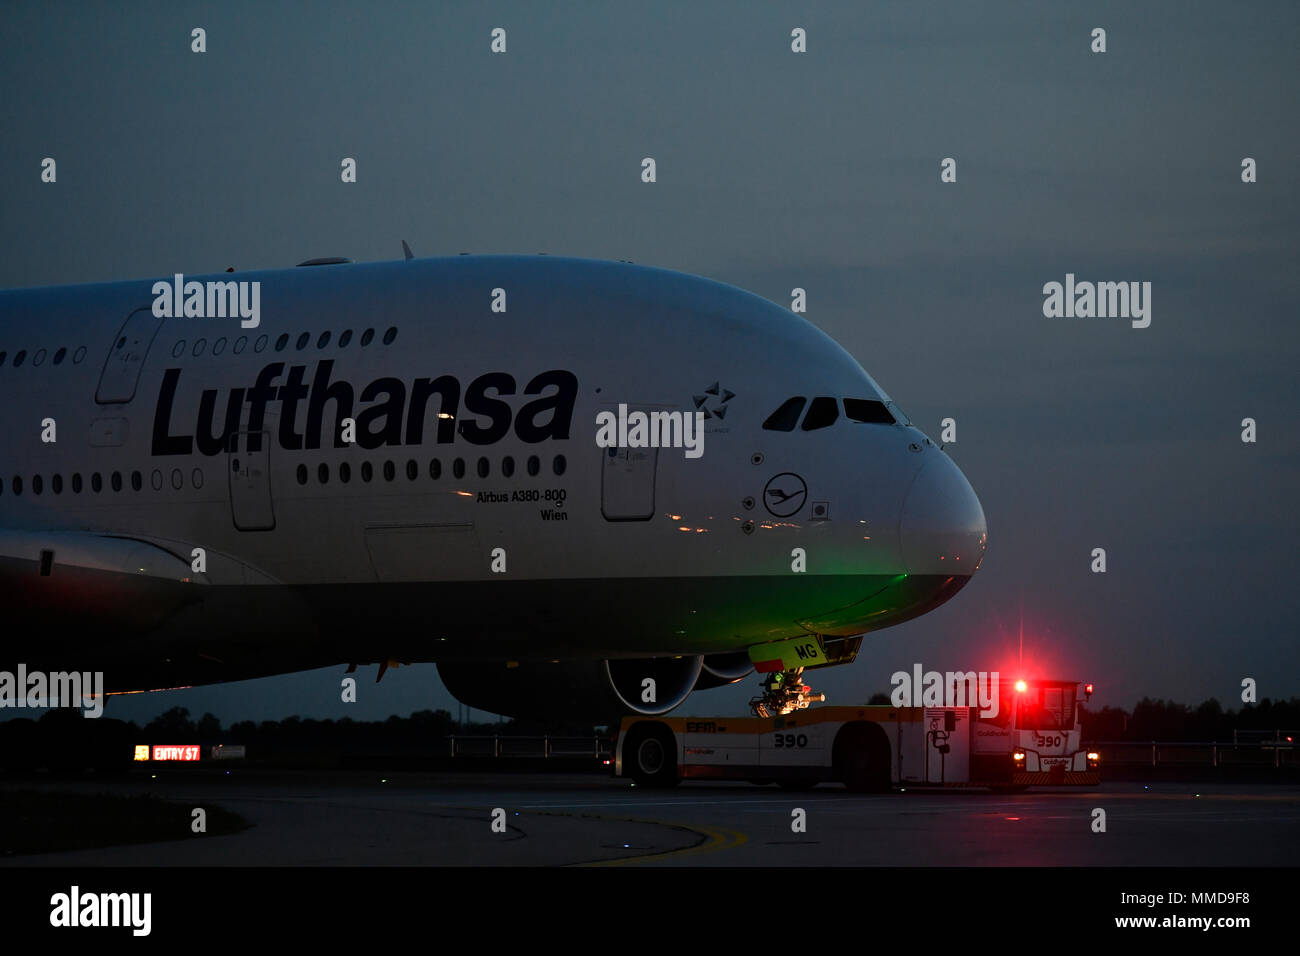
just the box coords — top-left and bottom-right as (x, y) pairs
(748, 665), (826, 717)
(624, 724), (679, 788)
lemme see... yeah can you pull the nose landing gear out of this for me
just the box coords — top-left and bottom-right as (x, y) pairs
(749, 667), (825, 718)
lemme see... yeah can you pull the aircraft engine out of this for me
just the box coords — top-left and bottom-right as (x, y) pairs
(693, 651), (755, 690)
(436, 655), (705, 720)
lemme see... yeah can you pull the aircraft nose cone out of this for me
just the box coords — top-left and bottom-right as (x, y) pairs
(900, 454), (987, 577)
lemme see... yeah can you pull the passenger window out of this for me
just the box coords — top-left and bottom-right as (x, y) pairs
(763, 397), (806, 431)
(843, 398), (896, 424)
(801, 397), (839, 431)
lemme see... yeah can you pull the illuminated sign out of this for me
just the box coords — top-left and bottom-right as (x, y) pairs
(133, 745), (150, 761)
(151, 745), (201, 761)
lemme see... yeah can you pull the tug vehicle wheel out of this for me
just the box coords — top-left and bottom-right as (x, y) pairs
(624, 723), (679, 788)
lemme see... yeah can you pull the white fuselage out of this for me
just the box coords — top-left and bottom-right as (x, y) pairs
(0, 256), (986, 692)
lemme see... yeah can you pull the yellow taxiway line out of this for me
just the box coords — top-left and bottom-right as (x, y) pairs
(527, 809), (748, 866)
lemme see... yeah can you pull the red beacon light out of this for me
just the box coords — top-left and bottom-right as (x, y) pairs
(1084, 682), (1095, 700)
(1014, 679), (1027, 693)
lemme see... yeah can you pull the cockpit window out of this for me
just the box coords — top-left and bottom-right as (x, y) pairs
(765, 395), (902, 432)
(763, 397), (807, 431)
(801, 396), (839, 431)
(843, 398), (896, 424)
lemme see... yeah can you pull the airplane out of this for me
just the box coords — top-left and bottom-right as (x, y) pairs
(0, 254), (986, 718)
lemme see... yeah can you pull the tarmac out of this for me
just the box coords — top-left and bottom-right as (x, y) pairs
(3, 770), (1296, 866)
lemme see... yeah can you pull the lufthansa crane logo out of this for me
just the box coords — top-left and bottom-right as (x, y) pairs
(763, 472), (807, 517)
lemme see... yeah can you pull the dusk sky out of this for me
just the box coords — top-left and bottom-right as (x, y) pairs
(2, 1), (1296, 725)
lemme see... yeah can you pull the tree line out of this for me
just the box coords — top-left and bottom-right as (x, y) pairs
(2, 697), (1297, 769)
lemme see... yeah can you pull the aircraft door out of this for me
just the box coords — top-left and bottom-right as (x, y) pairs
(229, 431), (275, 530)
(601, 446), (658, 520)
(600, 405), (661, 521)
(96, 307), (164, 403)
